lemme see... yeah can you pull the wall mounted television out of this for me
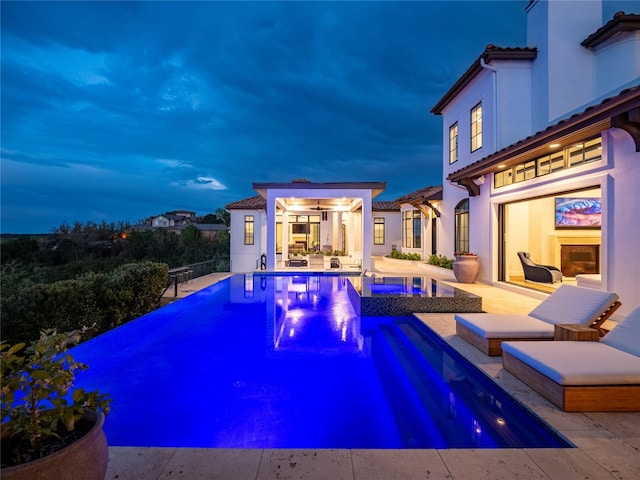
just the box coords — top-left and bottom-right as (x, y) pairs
(554, 197), (601, 229)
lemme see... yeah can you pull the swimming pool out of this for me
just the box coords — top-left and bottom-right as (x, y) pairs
(71, 274), (570, 449)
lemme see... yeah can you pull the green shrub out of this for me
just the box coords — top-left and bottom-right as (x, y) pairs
(427, 254), (454, 270)
(389, 250), (421, 261)
(1, 262), (168, 345)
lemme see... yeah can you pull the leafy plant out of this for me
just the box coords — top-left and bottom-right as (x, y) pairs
(389, 250), (421, 261)
(427, 254), (454, 270)
(1, 329), (111, 466)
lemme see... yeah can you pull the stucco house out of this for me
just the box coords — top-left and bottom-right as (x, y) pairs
(431, 0), (639, 315)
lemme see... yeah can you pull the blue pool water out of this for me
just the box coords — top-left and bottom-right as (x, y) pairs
(71, 274), (570, 449)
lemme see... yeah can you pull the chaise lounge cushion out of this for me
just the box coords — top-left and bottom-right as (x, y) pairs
(600, 305), (640, 356)
(501, 341), (640, 385)
(454, 284), (619, 339)
(502, 305), (640, 386)
(455, 314), (555, 339)
(527, 284), (618, 325)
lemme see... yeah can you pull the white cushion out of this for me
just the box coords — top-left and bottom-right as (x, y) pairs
(502, 341), (640, 385)
(601, 305), (640, 357)
(455, 314), (555, 339)
(528, 284), (618, 326)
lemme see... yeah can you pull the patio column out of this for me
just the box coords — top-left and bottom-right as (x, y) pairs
(362, 196), (372, 271)
(266, 191), (276, 270)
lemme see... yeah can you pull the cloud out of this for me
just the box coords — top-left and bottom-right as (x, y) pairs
(1, 1), (531, 233)
(175, 176), (227, 191)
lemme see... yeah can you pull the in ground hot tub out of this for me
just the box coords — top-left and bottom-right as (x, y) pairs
(347, 276), (482, 316)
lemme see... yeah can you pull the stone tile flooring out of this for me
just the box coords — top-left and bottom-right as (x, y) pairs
(107, 261), (639, 479)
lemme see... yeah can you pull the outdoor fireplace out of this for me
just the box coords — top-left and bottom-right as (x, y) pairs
(560, 244), (600, 277)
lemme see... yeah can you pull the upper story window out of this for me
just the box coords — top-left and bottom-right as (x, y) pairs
(244, 215), (254, 245)
(470, 102), (483, 152)
(373, 217), (385, 245)
(449, 122), (458, 164)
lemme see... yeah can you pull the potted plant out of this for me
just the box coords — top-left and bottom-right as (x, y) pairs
(1, 328), (111, 480)
(453, 251), (480, 283)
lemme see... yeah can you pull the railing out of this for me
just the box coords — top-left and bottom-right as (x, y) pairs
(165, 258), (230, 297)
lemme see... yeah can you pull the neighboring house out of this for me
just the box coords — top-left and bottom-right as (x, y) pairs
(225, 182), (442, 272)
(131, 210), (226, 239)
(151, 213), (193, 228)
(431, 0), (640, 315)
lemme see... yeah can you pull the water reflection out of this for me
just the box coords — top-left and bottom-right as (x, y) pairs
(264, 275), (364, 354)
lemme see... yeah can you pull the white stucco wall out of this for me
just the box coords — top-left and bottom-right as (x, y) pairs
(604, 128), (640, 316)
(527, 0), (601, 125)
(592, 31), (640, 97)
(229, 209), (263, 273)
(371, 211), (401, 256)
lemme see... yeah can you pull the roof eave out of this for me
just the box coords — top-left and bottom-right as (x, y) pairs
(431, 47), (537, 115)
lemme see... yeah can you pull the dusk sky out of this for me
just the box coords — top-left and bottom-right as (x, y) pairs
(1, 1), (557, 233)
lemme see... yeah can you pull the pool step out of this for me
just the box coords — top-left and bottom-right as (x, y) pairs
(370, 323), (448, 448)
(374, 320), (505, 448)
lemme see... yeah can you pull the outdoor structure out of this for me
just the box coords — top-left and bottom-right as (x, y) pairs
(431, 0), (640, 315)
(225, 182), (444, 273)
(226, 180), (386, 272)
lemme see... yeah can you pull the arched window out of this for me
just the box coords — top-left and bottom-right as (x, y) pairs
(454, 199), (469, 254)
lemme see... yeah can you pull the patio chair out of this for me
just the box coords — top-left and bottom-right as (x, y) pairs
(517, 251), (563, 283)
(330, 257), (341, 269)
(454, 284), (620, 356)
(501, 305), (640, 411)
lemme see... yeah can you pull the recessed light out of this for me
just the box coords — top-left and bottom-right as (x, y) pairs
(550, 143), (561, 148)
(497, 164), (507, 169)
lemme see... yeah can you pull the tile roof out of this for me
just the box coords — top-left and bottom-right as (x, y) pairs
(582, 12), (640, 48)
(225, 195), (266, 210)
(431, 46), (537, 115)
(394, 185), (443, 205)
(372, 201), (399, 211)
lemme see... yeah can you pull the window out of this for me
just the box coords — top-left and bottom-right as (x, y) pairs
(402, 210), (421, 248)
(493, 138), (602, 189)
(454, 199), (469, 254)
(568, 137), (602, 167)
(374, 217), (385, 245)
(470, 103), (483, 152)
(244, 215), (254, 245)
(412, 212), (421, 249)
(449, 122), (458, 164)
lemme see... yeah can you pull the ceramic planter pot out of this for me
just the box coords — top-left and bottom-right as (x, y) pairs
(453, 255), (479, 283)
(1, 410), (108, 480)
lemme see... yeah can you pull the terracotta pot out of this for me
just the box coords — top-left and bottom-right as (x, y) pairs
(453, 255), (479, 283)
(1, 410), (108, 480)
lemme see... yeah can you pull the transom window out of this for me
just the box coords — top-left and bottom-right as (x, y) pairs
(449, 122), (459, 164)
(494, 138), (602, 188)
(470, 103), (483, 152)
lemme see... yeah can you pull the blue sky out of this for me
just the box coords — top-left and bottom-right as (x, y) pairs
(1, 1), (536, 233)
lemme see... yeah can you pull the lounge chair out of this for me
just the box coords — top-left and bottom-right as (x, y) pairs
(502, 305), (640, 411)
(454, 284), (620, 356)
(517, 251), (563, 283)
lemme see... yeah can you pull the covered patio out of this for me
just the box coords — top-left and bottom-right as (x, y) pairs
(252, 180), (387, 272)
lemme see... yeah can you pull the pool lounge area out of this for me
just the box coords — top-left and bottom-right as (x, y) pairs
(107, 264), (640, 479)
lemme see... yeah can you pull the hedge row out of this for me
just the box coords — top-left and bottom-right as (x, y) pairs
(1, 262), (168, 345)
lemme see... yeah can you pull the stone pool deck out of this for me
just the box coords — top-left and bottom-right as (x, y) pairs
(109, 262), (639, 479)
